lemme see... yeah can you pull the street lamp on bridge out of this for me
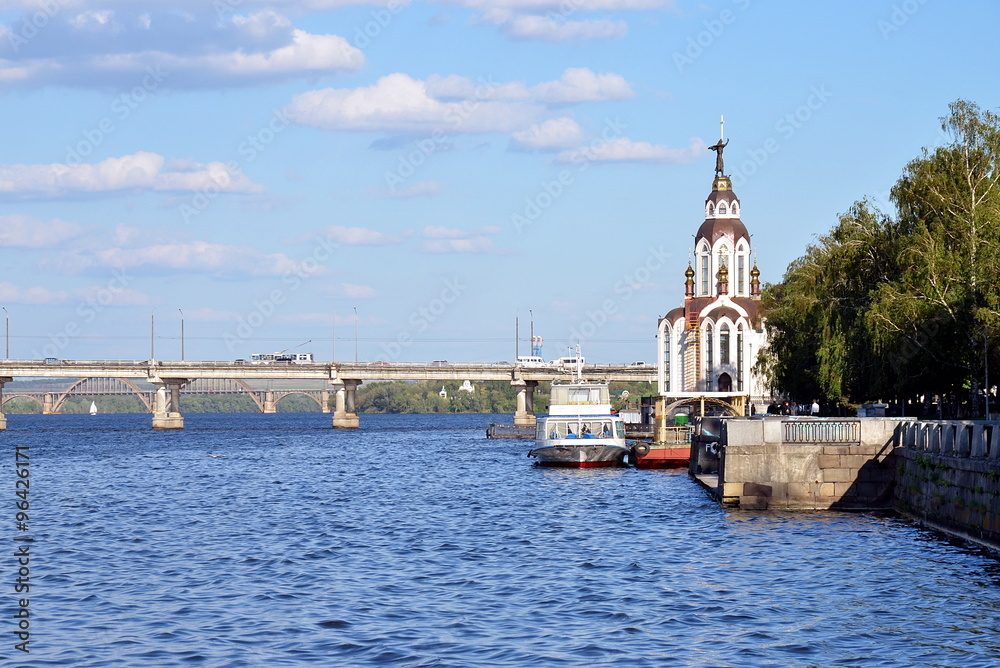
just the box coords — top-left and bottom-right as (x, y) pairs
(179, 308), (185, 361)
(354, 306), (358, 362)
(2, 306), (8, 359)
(151, 307), (156, 360)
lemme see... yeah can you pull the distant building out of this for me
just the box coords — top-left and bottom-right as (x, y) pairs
(656, 166), (769, 405)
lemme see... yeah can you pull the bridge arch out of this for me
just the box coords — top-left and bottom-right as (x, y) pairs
(663, 396), (744, 418)
(183, 378), (265, 412)
(53, 378), (153, 414)
(272, 391), (325, 411)
(0, 394), (44, 411)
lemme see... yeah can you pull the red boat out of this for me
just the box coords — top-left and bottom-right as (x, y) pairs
(632, 425), (692, 469)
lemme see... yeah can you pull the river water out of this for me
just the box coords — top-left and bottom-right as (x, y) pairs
(6, 412), (1000, 667)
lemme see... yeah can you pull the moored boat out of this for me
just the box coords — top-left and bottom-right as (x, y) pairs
(528, 376), (629, 468)
(632, 425), (692, 469)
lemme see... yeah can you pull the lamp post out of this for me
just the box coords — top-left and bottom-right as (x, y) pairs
(179, 308), (185, 361)
(151, 307), (156, 360)
(2, 306), (8, 359)
(353, 306), (358, 362)
(332, 309), (336, 362)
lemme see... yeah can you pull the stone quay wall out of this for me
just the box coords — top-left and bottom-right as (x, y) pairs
(894, 421), (1000, 551)
(718, 417), (907, 510)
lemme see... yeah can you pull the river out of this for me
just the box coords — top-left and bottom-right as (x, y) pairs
(6, 412), (1000, 666)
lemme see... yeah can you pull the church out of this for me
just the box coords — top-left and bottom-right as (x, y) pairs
(655, 134), (770, 410)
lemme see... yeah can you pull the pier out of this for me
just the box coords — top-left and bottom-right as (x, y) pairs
(690, 416), (1000, 552)
(0, 359), (656, 430)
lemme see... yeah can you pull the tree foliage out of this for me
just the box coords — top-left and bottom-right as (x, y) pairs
(758, 100), (1000, 415)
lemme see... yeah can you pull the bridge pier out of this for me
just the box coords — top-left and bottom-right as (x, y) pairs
(512, 379), (538, 427)
(152, 380), (186, 430)
(263, 390), (277, 414)
(0, 377), (9, 430)
(43, 393), (55, 414)
(332, 380), (360, 428)
(321, 389), (331, 414)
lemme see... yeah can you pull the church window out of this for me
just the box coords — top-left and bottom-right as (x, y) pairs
(662, 327), (670, 392)
(720, 324), (730, 366)
(705, 324), (714, 392)
(700, 254), (709, 295)
(737, 255), (745, 295)
(718, 202), (727, 215)
(708, 203), (715, 216)
(737, 326), (745, 391)
(718, 245), (729, 269)
(733, 202), (739, 215)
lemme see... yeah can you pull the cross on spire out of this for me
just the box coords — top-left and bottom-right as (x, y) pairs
(720, 114), (724, 141)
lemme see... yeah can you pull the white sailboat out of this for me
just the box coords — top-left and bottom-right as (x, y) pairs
(89, 401), (97, 416)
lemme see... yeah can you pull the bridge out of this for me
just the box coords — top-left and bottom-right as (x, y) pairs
(0, 359), (657, 430)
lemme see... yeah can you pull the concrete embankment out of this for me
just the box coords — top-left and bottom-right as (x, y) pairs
(698, 417), (1000, 551)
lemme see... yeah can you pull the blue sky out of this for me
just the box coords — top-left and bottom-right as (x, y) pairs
(0, 0), (996, 364)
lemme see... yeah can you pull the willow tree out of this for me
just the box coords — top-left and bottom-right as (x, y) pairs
(756, 201), (900, 404)
(759, 99), (1000, 413)
(868, 100), (1000, 410)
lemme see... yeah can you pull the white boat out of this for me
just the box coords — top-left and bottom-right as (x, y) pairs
(89, 401), (97, 415)
(528, 361), (629, 468)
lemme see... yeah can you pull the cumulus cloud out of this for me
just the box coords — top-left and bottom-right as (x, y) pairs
(285, 72), (542, 133)
(0, 9), (364, 88)
(557, 136), (707, 164)
(0, 280), (151, 306)
(530, 67), (634, 104)
(46, 241), (312, 278)
(332, 282), (380, 298)
(0, 152), (262, 199)
(503, 16), (627, 41)
(0, 215), (85, 247)
(419, 224), (501, 253)
(382, 179), (445, 198)
(303, 225), (404, 245)
(286, 68), (631, 135)
(510, 117), (585, 150)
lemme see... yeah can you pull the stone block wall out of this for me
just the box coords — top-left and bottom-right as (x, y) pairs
(718, 417), (902, 510)
(894, 421), (1000, 551)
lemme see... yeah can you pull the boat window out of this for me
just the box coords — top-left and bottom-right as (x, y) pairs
(615, 421), (625, 438)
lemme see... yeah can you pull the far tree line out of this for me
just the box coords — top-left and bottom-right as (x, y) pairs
(757, 100), (1000, 418)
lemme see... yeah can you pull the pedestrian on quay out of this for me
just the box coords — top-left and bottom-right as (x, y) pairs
(811, 399), (820, 416)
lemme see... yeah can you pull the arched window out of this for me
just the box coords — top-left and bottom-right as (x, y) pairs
(662, 325), (671, 392)
(737, 254), (746, 295)
(718, 202), (727, 215)
(700, 252), (709, 295)
(720, 323), (730, 366)
(736, 325), (745, 391)
(718, 244), (729, 269)
(732, 202), (739, 216)
(705, 323), (714, 391)
(708, 203), (715, 216)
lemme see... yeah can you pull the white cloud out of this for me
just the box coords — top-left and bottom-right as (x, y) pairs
(504, 16), (627, 41)
(304, 225), (403, 245)
(286, 68), (631, 135)
(0, 281), (151, 306)
(0, 215), (85, 248)
(557, 136), (707, 164)
(0, 152), (263, 199)
(286, 72), (542, 133)
(419, 224), (501, 253)
(47, 241), (312, 277)
(0, 9), (364, 88)
(384, 179), (445, 198)
(334, 282), (379, 298)
(510, 117), (584, 150)
(530, 67), (634, 104)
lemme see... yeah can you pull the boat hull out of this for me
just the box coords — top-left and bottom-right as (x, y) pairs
(633, 444), (691, 469)
(528, 444), (629, 468)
